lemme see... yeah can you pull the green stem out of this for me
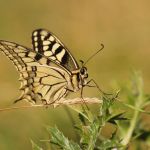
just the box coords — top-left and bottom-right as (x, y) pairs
(87, 103), (104, 150)
(121, 77), (143, 146)
(87, 128), (102, 150)
(121, 104), (140, 146)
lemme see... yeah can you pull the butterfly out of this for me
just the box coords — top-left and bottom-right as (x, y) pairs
(0, 29), (104, 104)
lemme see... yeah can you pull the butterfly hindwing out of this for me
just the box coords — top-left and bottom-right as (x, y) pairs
(32, 29), (79, 72)
(0, 40), (69, 104)
(18, 65), (68, 103)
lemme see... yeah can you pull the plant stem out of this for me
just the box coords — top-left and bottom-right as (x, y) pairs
(87, 125), (101, 150)
(121, 104), (140, 145)
(121, 76), (143, 146)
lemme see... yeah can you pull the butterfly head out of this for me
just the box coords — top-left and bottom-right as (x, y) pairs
(79, 60), (88, 85)
(80, 67), (88, 80)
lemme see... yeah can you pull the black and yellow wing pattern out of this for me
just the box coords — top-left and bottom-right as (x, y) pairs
(32, 29), (79, 72)
(0, 29), (80, 104)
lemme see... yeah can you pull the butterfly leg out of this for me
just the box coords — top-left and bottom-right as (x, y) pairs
(86, 79), (112, 95)
(80, 86), (89, 110)
(63, 87), (88, 107)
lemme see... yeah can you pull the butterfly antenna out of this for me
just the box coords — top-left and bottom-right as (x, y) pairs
(83, 43), (104, 66)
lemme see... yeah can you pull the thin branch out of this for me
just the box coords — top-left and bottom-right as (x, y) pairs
(0, 97), (102, 112)
(53, 97), (102, 106)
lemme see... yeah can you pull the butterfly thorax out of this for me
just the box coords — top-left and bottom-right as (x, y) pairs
(69, 67), (88, 92)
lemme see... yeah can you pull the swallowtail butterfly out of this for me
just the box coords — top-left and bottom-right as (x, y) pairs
(0, 29), (104, 104)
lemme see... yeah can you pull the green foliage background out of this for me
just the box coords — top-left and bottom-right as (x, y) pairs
(0, 0), (150, 149)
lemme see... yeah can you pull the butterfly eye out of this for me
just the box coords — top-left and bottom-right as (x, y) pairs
(80, 68), (85, 75)
(80, 67), (87, 75)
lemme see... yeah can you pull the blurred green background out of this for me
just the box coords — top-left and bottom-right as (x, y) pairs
(0, 0), (150, 149)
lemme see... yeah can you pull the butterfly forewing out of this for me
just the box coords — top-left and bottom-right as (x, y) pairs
(0, 40), (70, 104)
(32, 29), (79, 72)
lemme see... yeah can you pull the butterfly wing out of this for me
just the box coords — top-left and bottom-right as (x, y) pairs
(0, 40), (70, 104)
(32, 29), (79, 71)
